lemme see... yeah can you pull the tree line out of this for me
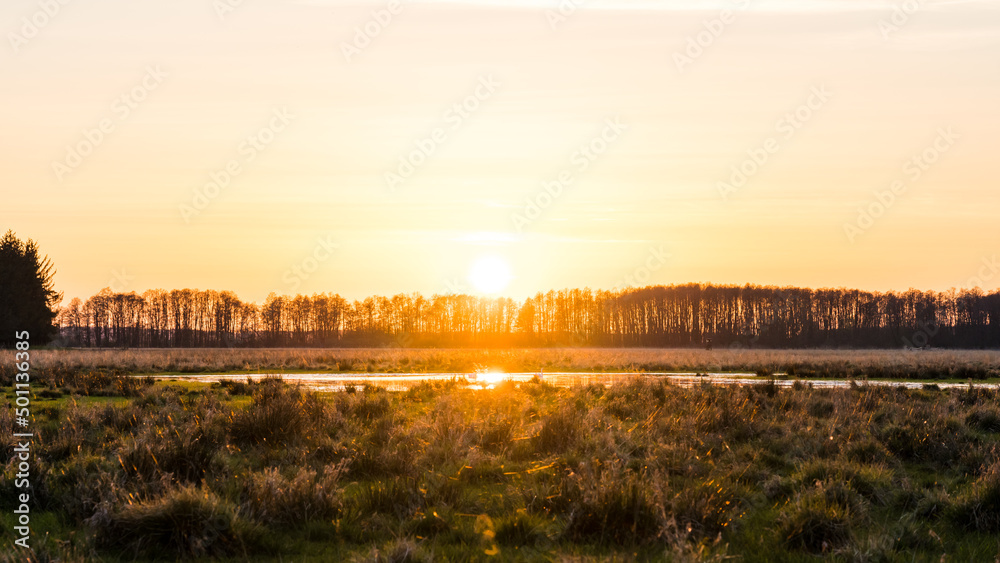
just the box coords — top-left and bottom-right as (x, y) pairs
(55, 284), (1000, 349)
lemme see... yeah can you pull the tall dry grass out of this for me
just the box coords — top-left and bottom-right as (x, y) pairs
(5, 371), (1000, 559)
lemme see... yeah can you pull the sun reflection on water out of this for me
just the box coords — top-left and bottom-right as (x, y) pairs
(474, 369), (507, 386)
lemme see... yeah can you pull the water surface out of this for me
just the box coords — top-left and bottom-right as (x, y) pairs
(151, 372), (999, 393)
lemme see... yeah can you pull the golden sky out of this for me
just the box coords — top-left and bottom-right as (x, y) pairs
(2, 0), (999, 303)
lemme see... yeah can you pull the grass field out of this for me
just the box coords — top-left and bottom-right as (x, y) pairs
(3, 366), (1000, 561)
(7, 347), (1000, 380)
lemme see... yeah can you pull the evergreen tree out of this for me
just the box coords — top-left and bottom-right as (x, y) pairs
(0, 230), (61, 346)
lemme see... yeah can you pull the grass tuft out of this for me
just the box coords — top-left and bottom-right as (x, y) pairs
(89, 484), (262, 559)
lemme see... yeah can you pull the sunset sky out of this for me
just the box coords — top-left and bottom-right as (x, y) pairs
(2, 0), (998, 304)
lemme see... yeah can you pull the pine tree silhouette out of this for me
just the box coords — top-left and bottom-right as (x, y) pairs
(0, 230), (61, 346)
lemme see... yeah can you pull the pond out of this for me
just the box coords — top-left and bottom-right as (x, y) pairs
(150, 371), (1000, 393)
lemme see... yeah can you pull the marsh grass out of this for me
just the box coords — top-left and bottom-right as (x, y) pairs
(952, 461), (1000, 532)
(239, 464), (344, 528)
(5, 363), (1000, 560)
(88, 484), (263, 559)
(778, 484), (854, 553)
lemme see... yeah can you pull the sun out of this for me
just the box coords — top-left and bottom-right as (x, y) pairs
(468, 255), (512, 295)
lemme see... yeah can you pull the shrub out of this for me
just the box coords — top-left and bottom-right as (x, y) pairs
(339, 387), (392, 421)
(952, 463), (1000, 532)
(240, 464), (344, 527)
(807, 399), (835, 418)
(495, 511), (552, 547)
(98, 403), (141, 433)
(359, 477), (421, 519)
(845, 439), (889, 464)
(90, 485), (261, 559)
(778, 487), (853, 553)
(534, 408), (580, 454)
(405, 508), (452, 538)
(44, 454), (121, 518)
(475, 411), (519, 454)
(38, 368), (153, 397)
(877, 420), (965, 464)
(564, 464), (663, 545)
(797, 460), (893, 506)
(347, 414), (421, 478)
(762, 474), (795, 501)
(0, 400), (15, 460)
(668, 478), (740, 537)
(0, 531), (89, 563)
(118, 413), (225, 483)
(213, 377), (255, 396)
(912, 488), (951, 521)
(362, 538), (430, 563)
(957, 386), (997, 406)
(602, 381), (651, 420)
(966, 407), (1000, 433)
(229, 383), (330, 446)
(420, 471), (472, 510)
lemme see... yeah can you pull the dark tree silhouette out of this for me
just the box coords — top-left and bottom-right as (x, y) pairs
(54, 282), (1000, 350)
(0, 230), (61, 346)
